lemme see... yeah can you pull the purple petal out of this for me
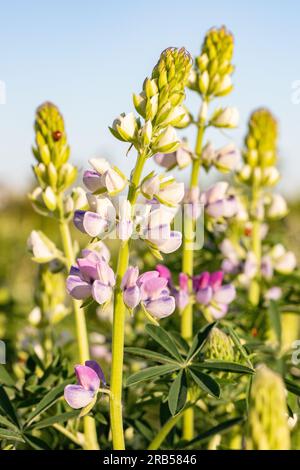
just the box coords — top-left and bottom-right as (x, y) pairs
(77, 257), (98, 281)
(92, 281), (113, 305)
(96, 260), (115, 287)
(66, 275), (91, 300)
(213, 284), (236, 304)
(74, 210), (107, 237)
(123, 286), (141, 309)
(197, 272), (210, 290)
(64, 384), (95, 409)
(75, 364), (100, 391)
(144, 296), (175, 319)
(83, 170), (104, 192)
(70, 265), (80, 276)
(85, 360), (106, 385)
(196, 286), (213, 305)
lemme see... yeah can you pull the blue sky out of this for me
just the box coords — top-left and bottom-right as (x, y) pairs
(1, 0), (300, 196)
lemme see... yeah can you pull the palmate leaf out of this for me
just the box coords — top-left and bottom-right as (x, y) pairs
(187, 322), (217, 361)
(25, 379), (70, 426)
(23, 433), (51, 450)
(126, 364), (180, 387)
(189, 368), (220, 398)
(145, 324), (183, 362)
(0, 427), (24, 444)
(125, 347), (179, 365)
(193, 361), (255, 375)
(168, 370), (188, 416)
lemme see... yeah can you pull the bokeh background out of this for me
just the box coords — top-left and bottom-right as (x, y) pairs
(0, 0), (300, 352)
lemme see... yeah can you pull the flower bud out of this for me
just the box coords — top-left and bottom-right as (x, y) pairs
(110, 112), (138, 142)
(267, 194), (288, 219)
(214, 143), (240, 173)
(262, 167), (280, 187)
(42, 186), (57, 211)
(210, 107), (239, 128)
(27, 230), (61, 263)
(152, 126), (180, 154)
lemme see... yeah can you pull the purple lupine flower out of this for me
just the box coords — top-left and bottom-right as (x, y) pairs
(142, 206), (182, 254)
(66, 248), (115, 305)
(156, 265), (189, 311)
(200, 182), (238, 219)
(194, 270), (236, 319)
(74, 196), (115, 238)
(121, 266), (140, 309)
(137, 271), (175, 319)
(64, 360), (105, 409)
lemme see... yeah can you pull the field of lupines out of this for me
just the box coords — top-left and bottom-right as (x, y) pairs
(1, 26), (300, 451)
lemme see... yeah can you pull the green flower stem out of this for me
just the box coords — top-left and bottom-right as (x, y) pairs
(52, 423), (84, 447)
(181, 103), (207, 441)
(110, 151), (147, 450)
(148, 410), (184, 450)
(249, 184), (261, 306)
(58, 199), (99, 450)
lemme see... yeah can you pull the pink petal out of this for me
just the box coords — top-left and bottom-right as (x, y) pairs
(210, 271), (224, 291)
(83, 170), (104, 192)
(155, 264), (172, 281)
(121, 266), (139, 290)
(64, 384), (95, 409)
(140, 277), (168, 300)
(77, 257), (98, 281)
(137, 271), (159, 287)
(75, 365), (100, 391)
(85, 360), (106, 385)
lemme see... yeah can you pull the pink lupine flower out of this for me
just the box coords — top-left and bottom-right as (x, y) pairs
(66, 248), (115, 305)
(121, 266), (140, 309)
(84, 158), (127, 196)
(193, 270), (236, 319)
(137, 271), (175, 319)
(64, 360), (105, 409)
(200, 182), (238, 219)
(74, 196), (115, 238)
(154, 142), (192, 170)
(156, 265), (189, 311)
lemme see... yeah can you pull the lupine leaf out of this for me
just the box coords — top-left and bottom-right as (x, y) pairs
(194, 361), (255, 374)
(126, 365), (180, 387)
(285, 378), (300, 396)
(30, 410), (80, 430)
(125, 347), (179, 365)
(0, 366), (15, 387)
(145, 325), (183, 362)
(168, 370), (188, 416)
(0, 428), (24, 443)
(0, 386), (19, 427)
(184, 417), (244, 448)
(187, 322), (216, 361)
(189, 368), (220, 398)
(25, 380), (69, 426)
(23, 433), (51, 450)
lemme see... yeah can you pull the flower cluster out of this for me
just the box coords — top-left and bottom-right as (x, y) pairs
(66, 242), (115, 305)
(193, 271), (236, 319)
(121, 267), (176, 319)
